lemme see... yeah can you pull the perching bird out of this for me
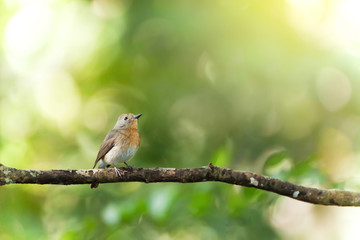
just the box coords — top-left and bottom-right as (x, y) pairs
(90, 113), (142, 189)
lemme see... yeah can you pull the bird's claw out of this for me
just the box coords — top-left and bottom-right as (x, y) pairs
(113, 166), (124, 177)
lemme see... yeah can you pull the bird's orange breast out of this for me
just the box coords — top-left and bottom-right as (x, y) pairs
(129, 128), (141, 147)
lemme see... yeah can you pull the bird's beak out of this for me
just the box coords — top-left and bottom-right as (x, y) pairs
(134, 113), (142, 119)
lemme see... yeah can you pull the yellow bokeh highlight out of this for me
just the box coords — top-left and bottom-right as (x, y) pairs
(34, 69), (81, 128)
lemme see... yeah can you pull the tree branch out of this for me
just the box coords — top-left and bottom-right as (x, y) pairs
(1, 163), (359, 206)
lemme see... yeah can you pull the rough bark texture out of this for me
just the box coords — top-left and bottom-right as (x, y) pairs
(1, 163), (359, 206)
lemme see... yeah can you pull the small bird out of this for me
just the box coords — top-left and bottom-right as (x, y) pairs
(90, 113), (142, 189)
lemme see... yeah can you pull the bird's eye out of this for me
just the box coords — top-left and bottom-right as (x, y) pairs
(124, 117), (128, 120)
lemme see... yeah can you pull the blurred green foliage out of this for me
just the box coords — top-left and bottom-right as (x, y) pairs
(2, 0), (360, 239)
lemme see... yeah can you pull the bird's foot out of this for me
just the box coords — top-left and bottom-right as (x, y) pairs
(113, 166), (125, 177)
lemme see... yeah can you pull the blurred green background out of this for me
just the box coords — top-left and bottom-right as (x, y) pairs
(2, 0), (360, 239)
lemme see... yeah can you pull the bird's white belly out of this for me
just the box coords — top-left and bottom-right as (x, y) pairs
(104, 146), (138, 165)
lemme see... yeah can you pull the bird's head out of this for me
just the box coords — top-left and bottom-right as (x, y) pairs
(114, 113), (142, 130)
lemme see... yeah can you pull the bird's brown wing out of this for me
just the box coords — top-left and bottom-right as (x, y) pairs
(92, 129), (119, 168)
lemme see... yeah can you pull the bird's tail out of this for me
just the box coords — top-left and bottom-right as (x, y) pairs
(90, 160), (106, 189)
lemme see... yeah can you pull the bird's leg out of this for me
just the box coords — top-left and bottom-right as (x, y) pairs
(124, 162), (135, 168)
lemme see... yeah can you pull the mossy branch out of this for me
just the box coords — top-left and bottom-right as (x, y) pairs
(0, 163), (359, 206)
